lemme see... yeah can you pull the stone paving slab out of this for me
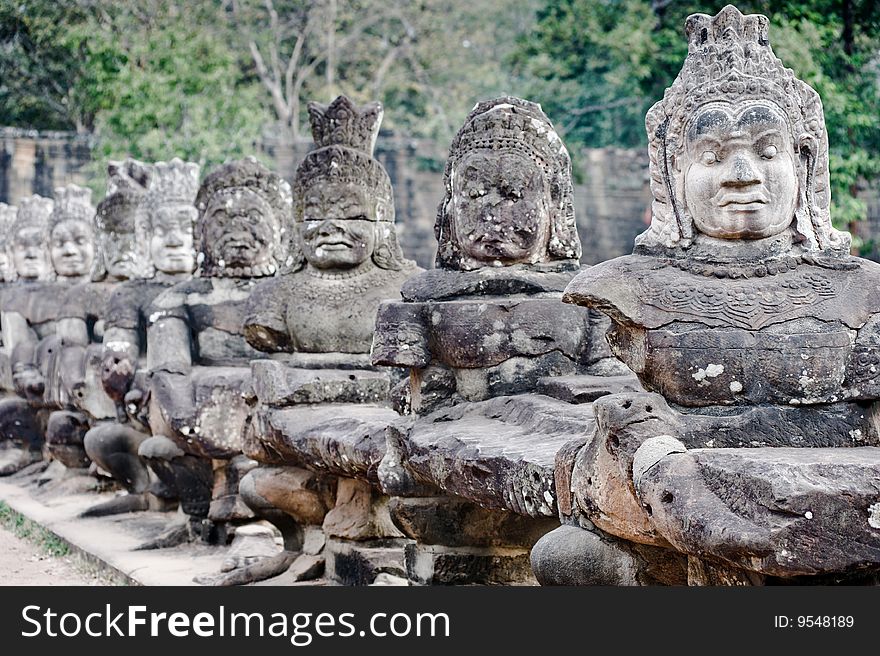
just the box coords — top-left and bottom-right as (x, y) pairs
(0, 479), (235, 585)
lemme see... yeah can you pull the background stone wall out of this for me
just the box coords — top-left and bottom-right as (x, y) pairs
(0, 128), (93, 203)
(19, 128), (880, 268)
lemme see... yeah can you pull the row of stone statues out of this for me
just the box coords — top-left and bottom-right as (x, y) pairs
(0, 5), (877, 586)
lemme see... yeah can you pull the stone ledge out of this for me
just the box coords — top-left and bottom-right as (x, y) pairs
(394, 394), (597, 517)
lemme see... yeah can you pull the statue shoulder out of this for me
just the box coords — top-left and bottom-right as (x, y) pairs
(563, 255), (656, 325)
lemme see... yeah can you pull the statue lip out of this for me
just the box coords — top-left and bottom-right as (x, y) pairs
(315, 239), (353, 249)
(717, 192), (768, 208)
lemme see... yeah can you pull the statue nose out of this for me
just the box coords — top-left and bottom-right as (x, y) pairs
(318, 220), (343, 235)
(723, 154), (761, 186)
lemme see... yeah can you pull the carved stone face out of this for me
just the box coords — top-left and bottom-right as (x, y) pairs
(12, 228), (50, 280)
(50, 219), (95, 278)
(152, 205), (196, 274)
(202, 189), (275, 270)
(300, 182), (376, 270)
(683, 102), (798, 240)
(0, 252), (14, 282)
(451, 151), (549, 264)
(102, 232), (140, 280)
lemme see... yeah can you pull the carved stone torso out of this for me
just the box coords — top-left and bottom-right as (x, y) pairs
(2, 281), (74, 339)
(151, 276), (268, 366)
(246, 264), (418, 354)
(62, 280), (118, 343)
(565, 254), (880, 407)
(105, 279), (180, 357)
(373, 266), (617, 413)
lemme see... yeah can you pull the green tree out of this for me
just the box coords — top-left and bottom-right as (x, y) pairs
(511, 0), (880, 240)
(0, 1), (272, 184)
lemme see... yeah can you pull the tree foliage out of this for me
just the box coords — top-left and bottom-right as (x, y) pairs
(510, 0), (880, 239)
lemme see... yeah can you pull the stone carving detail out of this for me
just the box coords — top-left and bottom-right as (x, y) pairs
(96, 158), (153, 281)
(367, 96), (639, 586)
(141, 157), (288, 531)
(551, 5), (880, 585)
(219, 96), (421, 586)
(0, 203), (18, 283)
(49, 185), (96, 282)
(244, 95), (418, 355)
(435, 96), (580, 271)
(373, 97), (623, 416)
(9, 195), (54, 282)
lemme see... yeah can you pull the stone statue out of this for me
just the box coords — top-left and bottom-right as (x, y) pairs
(83, 158), (199, 516)
(0, 184), (99, 475)
(44, 165), (159, 471)
(0, 203), (18, 407)
(367, 97), (637, 585)
(140, 157), (289, 542)
(372, 97), (626, 416)
(0, 195), (56, 474)
(0, 203), (17, 285)
(543, 5), (880, 584)
(215, 95), (421, 586)
(243, 95), (418, 355)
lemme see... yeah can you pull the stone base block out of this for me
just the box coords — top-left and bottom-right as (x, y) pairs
(405, 543), (536, 585)
(324, 537), (409, 586)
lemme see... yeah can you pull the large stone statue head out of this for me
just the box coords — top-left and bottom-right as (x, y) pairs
(49, 185), (96, 280)
(11, 195), (53, 281)
(288, 95), (409, 273)
(194, 157), (291, 278)
(435, 96), (580, 271)
(96, 158), (153, 281)
(142, 158), (199, 277)
(0, 203), (17, 282)
(636, 4), (848, 256)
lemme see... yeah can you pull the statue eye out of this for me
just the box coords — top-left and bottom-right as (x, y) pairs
(700, 150), (719, 165)
(468, 187), (485, 199)
(248, 210), (261, 223)
(760, 144), (778, 159)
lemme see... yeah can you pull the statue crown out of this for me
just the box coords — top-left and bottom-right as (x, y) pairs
(51, 184), (94, 228)
(13, 195), (53, 235)
(307, 95), (383, 157)
(639, 4), (844, 254)
(147, 157), (200, 208)
(97, 158), (153, 233)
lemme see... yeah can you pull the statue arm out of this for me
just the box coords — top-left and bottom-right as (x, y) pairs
(146, 314), (193, 374)
(242, 278), (292, 352)
(2, 311), (36, 359)
(56, 317), (90, 346)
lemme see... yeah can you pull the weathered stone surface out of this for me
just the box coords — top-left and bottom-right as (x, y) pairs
(531, 525), (635, 586)
(530, 525), (687, 586)
(636, 444), (880, 577)
(399, 265), (576, 303)
(373, 297), (591, 370)
(406, 543), (536, 585)
(288, 553), (325, 582)
(536, 373), (642, 405)
(242, 95), (419, 357)
(240, 465), (335, 527)
(389, 496), (558, 548)
(322, 478), (403, 541)
(386, 394), (596, 517)
(251, 360), (388, 407)
(244, 404), (396, 481)
(324, 537), (409, 585)
(554, 6), (880, 583)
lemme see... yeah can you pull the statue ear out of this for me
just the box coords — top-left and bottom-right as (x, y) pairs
(798, 133), (817, 166)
